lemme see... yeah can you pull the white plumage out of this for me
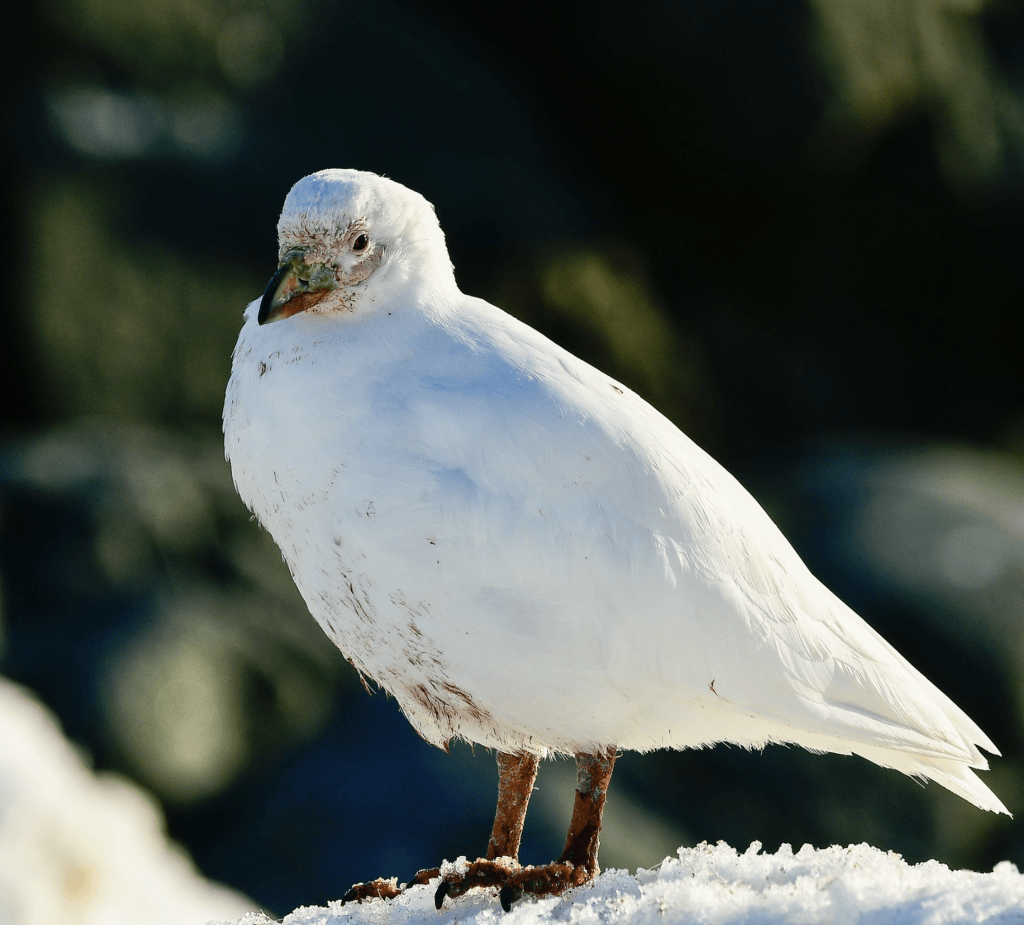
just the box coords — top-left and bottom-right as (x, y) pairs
(224, 168), (1006, 818)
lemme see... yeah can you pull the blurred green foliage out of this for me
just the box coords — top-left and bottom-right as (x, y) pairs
(29, 179), (255, 423)
(808, 0), (1017, 191)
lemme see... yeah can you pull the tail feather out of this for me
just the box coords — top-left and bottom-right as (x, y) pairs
(852, 743), (1009, 815)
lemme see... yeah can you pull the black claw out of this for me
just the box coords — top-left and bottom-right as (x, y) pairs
(340, 886), (359, 905)
(434, 880), (451, 910)
(499, 884), (523, 912)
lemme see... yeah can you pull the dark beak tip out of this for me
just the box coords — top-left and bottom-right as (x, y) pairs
(256, 300), (279, 325)
(258, 263), (296, 325)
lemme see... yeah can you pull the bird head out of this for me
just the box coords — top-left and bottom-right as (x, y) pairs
(258, 168), (457, 325)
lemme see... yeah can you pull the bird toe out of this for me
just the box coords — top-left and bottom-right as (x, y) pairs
(340, 877), (402, 904)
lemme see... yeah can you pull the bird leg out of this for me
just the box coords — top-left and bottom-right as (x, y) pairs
(341, 751), (539, 905)
(433, 751), (539, 903)
(437, 747), (617, 912)
(488, 750), (541, 859)
(496, 747), (617, 910)
(344, 748), (617, 912)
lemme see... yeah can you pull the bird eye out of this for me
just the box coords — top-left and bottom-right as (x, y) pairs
(353, 233), (369, 253)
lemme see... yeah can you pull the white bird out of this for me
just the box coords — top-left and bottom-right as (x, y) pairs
(223, 168), (1007, 909)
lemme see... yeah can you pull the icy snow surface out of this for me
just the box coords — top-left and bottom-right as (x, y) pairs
(211, 842), (1024, 925)
(0, 675), (255, 925)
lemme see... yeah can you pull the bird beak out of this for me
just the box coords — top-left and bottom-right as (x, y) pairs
(258, 253), (338, 325)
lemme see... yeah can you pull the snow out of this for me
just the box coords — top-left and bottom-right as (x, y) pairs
(0, 675), (255, 925)
(1, 670), (1020, 925)
(210, 842), (1024, 925)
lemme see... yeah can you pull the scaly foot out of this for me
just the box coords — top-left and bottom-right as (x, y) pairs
(435, 856), (593, 911)
(341, 867), (439, 904)
(432, 856), (519, 907)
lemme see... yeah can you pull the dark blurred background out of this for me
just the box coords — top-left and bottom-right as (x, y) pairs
(3, 0), (1024, 915)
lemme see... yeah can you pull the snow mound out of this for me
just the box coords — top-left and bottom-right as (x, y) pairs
(210, 842), (1024, 925)
(0, 675), (255, 925)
